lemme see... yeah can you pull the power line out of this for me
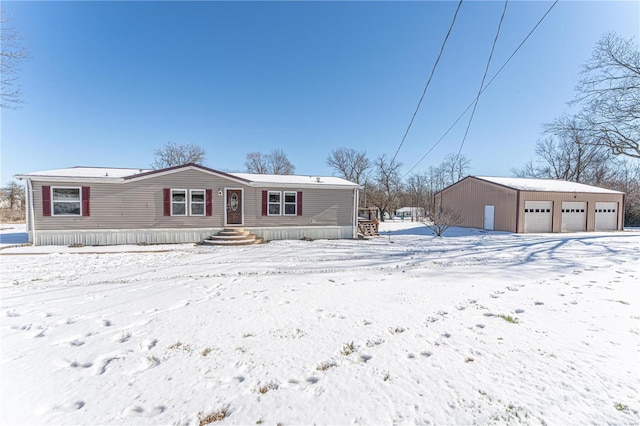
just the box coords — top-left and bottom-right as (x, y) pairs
(455, 0), (509, 160)
(390, 0), (464, 165)
(402, 0), (559, 178)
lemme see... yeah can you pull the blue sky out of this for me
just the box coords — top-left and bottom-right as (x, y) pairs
(2, 0), (638, 184)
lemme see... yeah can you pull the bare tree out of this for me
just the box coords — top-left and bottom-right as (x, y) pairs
(326, 147), (371, 184)
(440, 153), (471, 186)
(0, 180), (25, 209)
(426, 205), (461, 237)
(367, 155), (402, 221)
(0, 180), (26, 221)
(268, 149), (295, 175)
(404, 172), (432, 220)
(245, 149), (295, 175)
(245, 152), (269, 174)
(1, 8), (30, 109)
(573, 32), (639, 158)
(151, 142), (206, 169)
(512, 116), (615, 185)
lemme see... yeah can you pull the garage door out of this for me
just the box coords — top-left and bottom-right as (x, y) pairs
(524, 201), (553, 233)
(595, 202), (618, 231)
(561, 201), (586, 232)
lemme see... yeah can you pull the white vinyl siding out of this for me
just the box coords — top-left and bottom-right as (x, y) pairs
(52, 187), (81, 216)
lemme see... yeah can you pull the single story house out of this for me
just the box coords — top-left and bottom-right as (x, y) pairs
(15, 163), (360, 246)
(394, 207), (425, 221)
(435, 176), (625, 233)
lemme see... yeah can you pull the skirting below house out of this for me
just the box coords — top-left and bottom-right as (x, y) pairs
(29, 225), (356, 246)
(249, 226), (355, 241)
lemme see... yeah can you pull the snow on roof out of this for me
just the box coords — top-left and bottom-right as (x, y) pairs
(475, 176), (623, 194)
(230, 173), (358, 187)
(16, 166), (151, 179)
(15, 165), (358, 187)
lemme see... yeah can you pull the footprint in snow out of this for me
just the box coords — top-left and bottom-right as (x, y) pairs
(68, 360), (93, 369)
(514, 309), (525, 314)
(475, 324), (485, 329)
(113, 332), (132, 343)
(122, 405), (166, 417)
(534, 301), (544, 306)
(359, 354), (372, 363)
(139, 338), (158, 351)
(92, 353), (122, 376)
(37, 400), (85, 416)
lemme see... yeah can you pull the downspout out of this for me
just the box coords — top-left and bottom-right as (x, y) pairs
(27, 178), (36, 245)
(621, 193), (626, 230)
(352, 187), (359, 239)
(515, 189), (521, 233)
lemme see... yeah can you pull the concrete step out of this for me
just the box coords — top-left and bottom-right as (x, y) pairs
(202, 237), (262, 246)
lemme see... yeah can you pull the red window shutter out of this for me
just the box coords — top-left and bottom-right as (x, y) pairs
(42, 185), (51, 216)
(163, 188), (171, 216)
(262, 190), (268, 216)
(297, 191), (302, 216)
(206, 189), (213, 216)
(81, 187), (90, 216)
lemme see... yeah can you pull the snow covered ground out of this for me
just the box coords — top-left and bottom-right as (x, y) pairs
(1, 221), (639, 425)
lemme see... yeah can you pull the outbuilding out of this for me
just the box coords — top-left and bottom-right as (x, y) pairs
(435, 176), (625, 233)
(15, 163), (360, 246)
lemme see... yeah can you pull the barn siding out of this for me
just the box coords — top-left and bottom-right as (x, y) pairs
(437, 177), (625, 233)
(518, 191), (624, 232)
(437, 177), (518, 232)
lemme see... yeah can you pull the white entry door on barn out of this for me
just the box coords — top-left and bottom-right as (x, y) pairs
(484, 205), (495, 230)
(524, 201), (553, 233)
(561, 201), (587, 232)
(594, 202), (618, 231)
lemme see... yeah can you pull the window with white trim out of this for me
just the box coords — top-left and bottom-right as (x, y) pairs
(190, 190), (205, 216)
(268, 191), (281, 215)
(171, 189), (187, 216)
(52, 187), (81, 216)
(283, 191), (297, 216)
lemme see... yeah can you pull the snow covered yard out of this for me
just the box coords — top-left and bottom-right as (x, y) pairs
(1, 222), (639, 425)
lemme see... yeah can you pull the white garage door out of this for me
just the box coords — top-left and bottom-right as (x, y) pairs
(595, 202), (618, 231)
(561, 201), (586, 232)
(524, 201), (553, 233)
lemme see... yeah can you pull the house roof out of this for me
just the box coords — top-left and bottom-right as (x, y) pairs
(14, 166), (152, 182)
(474, 176), (623, 194)
(230, 172), (357, 188)
(15, 164), (359, 188)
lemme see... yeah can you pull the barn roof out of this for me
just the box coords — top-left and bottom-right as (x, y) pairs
(475, 176), (623, 194)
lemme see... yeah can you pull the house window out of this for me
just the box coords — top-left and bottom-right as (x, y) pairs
(190, 190), (205, 216)
(52, 187), (81, 216)
(268, 191), (281, 215)
(171, 189), (187, 216)
(284, 191), (297, 215)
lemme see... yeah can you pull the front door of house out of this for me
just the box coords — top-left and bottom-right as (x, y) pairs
(226, 189), (243, 225)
